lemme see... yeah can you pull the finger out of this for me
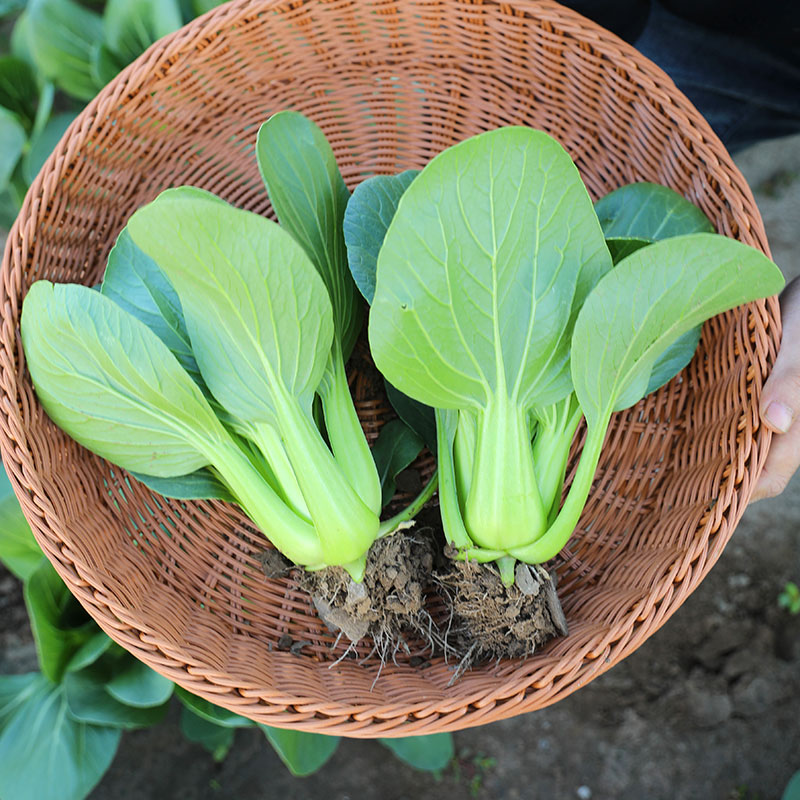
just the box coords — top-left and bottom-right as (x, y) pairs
(752, 423), (800, 501)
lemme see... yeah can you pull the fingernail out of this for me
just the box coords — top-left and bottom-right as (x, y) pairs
(765, 401), (793, 433)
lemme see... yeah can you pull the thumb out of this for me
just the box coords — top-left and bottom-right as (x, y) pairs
(753, 275), (800, 501)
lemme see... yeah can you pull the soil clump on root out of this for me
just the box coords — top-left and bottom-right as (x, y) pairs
(435, 552), (568, 676)
(297, 528), (442, 662)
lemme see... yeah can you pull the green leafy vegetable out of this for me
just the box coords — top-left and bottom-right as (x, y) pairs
(22, 111), (77, 185)
(371, 419), (424, 508)
(0, 107), (26, 192)
(370, 126), (784, 578)
(103, 0), (182, 65)
(258, 725), (340, 777)
(104, 659), (174, 708)
(0, 466), (42, 581)
(379, 732), (455, 772)
(175, 686), (256, 728)
(0, 55), (38, 127)
(180, 705), (235, 761)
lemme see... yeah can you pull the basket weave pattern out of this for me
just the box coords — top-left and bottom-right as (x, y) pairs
(0, 0), (780, 735)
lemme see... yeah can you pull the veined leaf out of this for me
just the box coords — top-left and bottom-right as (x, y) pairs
(22, 281), (225, 478)
(256, 110), (360, 356)
(370, 126), (612, 412)
(572, 233), (784, 427)
(26, 0), (104, 101)
(259, 725), (340, 777)
(0, 673), (121, 800)
(344, 169), (419, 304)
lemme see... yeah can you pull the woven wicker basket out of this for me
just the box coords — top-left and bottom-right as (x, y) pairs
(0, 0), (780, 736)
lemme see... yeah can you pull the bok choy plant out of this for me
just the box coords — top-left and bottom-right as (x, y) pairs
(368, 126), (784, 585)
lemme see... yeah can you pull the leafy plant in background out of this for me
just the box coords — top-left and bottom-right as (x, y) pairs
(0, 0), (227, 228)
(0, 471), (454, 800)
(779, 581), (800, 615)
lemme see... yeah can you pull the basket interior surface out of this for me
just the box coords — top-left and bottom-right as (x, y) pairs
(0, 0), (780, 735)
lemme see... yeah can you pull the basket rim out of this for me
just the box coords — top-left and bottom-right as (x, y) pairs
(0, 0), (781, 736)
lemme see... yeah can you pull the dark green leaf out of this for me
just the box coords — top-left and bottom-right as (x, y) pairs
(256, 110), (361, 357)
(0, 188), (21, 229)
(0, 56), (38, 127)
(343, 170), (419, 303)
(784, 770), (800, 800)
(175, 686), (255, 728)
(259, 725), (340, 777)
(0, 465), (42, 581)
(384, 380), (436, 455)
(0, 107), (26, 192)
(379, 733), (455, 772)
(103, 0), (183, 66)
(63, 671), (168, 729)
(101, 227), (201, 383)
(26, 0), (104, 100)
(22, 111), (77, 185)
(90, 41), (126, 88)
(180, 705), (235, 762)
(371, 419), (423, 507)
(606, 237), (649, 263)
(0, 673), (121, 800)
(24, 558), (97, 683)
(193, 0), (225, 13)
(130, 468), (235, 501)
(64, 631), (114, 673)
(105, 658), (174, 708)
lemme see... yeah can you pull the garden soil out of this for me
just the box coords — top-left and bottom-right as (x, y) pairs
(2, 136), (799, 800)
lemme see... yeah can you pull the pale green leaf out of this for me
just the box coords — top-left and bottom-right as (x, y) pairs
(369, 126), (612, 412)
(343, 170), (419, 303)
(0, 673), (121, 800)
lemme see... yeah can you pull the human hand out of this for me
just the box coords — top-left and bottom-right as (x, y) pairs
(752, 275), (800, 501)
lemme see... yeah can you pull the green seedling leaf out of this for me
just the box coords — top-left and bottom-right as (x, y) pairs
(26, 0), (104, 100)
(0, 466), (42, 581)
(384, 380), (437, 455)
(256, 110), (360, 357)
(0, 673), (121, 800)
(105, 658), (174, 708)
(572, 233), (784, 427)
(343, 169), (419, 303)
(130, 468), (235, 501)
(0, 55), (38, 127)
(0, 107), (26, 192)
(103, 0), (183, 65)
(259, 725), (340, 777)
(101, 227), (201, 383)
(371, 419), (424, 507)
(63, 671), (169, 728)
(24, 559), (98, 683)
(22, 111), (77, 185)
(595, 182), (716, 394)
(175, 686), (255, 728)
(64, 631), (114, 674)
(180, 705), (235, 762)
(379, 732), (455, 772)
(22, 281), (226, 479)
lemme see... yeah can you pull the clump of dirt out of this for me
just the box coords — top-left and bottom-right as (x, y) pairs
(435, 551), (568, 674)
(296, 528), (442, 661)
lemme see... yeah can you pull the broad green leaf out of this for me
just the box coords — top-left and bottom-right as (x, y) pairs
(259, 725), (340, 777)
(0, 187), (21, 228)
(90, 41), (126, 88)
(175, 686), (255, 728)
(371, 419), (423, 507)
(101, 227), (201, 383)
(0, 55), (38, 127)
(343, 170), (419, 303)
(572, 233), (784, 428)
(256, 110), (361, 357)
(103, 0), (183, 66)
(0, 0), (27, 17)
(379, 733), (455, 772)
(21, 281), (225, 478)
(783, 770), (800, 800)
(193, 0), (225, 12)
(180, 705), (235, 762)
(64, 631), (114, 673)
(0, 673), (121, 800)
(22, 111), (77, 185)
(24, 559), (97, 683)
(126, 191), (334, 425)
(104, 658), (174, 707)
(26, 0), (104, 101)
(130, 468), (235, 501)
(10, 11), (34, 65)
(595, 182), (714, 251)
(384, 380), (437, 455)
(605, 237), (649, 263)
(63, 671), (168, 728)
(0, 107), (26, 192)
(0, 466), (42, 581)
(370, 126), (612, 412)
